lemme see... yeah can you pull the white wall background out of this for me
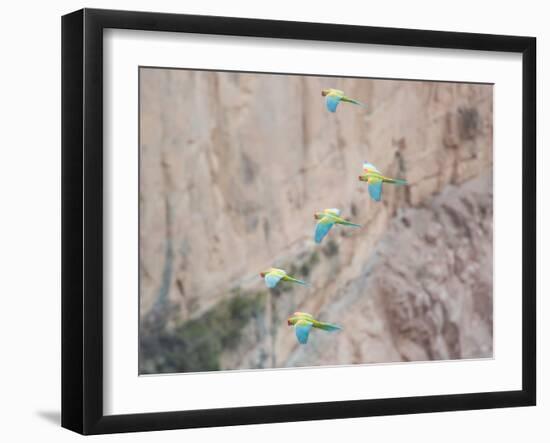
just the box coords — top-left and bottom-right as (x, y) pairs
(0, 0), (545, 441)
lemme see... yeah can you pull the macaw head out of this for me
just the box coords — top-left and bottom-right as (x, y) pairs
(321, 89), (330, 97)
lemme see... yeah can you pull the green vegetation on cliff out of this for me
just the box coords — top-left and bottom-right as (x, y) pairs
(140, 290), (266, 373)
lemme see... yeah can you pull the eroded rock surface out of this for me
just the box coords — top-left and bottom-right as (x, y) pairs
(284, 174), (493, 368)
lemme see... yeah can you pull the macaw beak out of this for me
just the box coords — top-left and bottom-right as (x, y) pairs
(287, 319), (292, 326)
(259, 272), (265, 278)
(358, 175), (365, 181)
(321, 90), (328, 96)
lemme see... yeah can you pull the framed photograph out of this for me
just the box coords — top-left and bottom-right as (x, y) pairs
(61, 8), (536, 435)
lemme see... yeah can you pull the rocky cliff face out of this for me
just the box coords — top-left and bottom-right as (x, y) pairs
(282, 174), (493, 368)
(138, 68), (493, 373)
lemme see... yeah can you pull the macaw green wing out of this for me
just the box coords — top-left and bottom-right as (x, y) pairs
(363, 162), (380, 173)
(294, 312), (315, 322)
(368, 177), (383, 202)
(295, 319), (313, 344)
(270, 268), (287, 277)
(315, 217), (335, 243)
(264, 272), (283, 288)
(325, 94), (342, 112)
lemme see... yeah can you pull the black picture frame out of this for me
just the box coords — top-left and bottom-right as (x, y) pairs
(61, 8), (536, 435)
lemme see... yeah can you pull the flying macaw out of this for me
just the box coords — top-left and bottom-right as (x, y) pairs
(358, 162), (407, 202)
(287, 312), (343, 344)
(321, 88), (367, 113)
(260, 268), (309, 289)
(314, 208), (361, 244)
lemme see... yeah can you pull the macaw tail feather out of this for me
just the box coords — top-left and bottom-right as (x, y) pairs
(316, 322), (343, 332)
(344, 97), (368, 108)
(285, 276), (309, 286)
(339, 220), (361, 228)
(385, 177), (407, 185)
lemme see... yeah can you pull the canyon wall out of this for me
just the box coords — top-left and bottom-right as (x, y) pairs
(138, 68), (493, 373)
